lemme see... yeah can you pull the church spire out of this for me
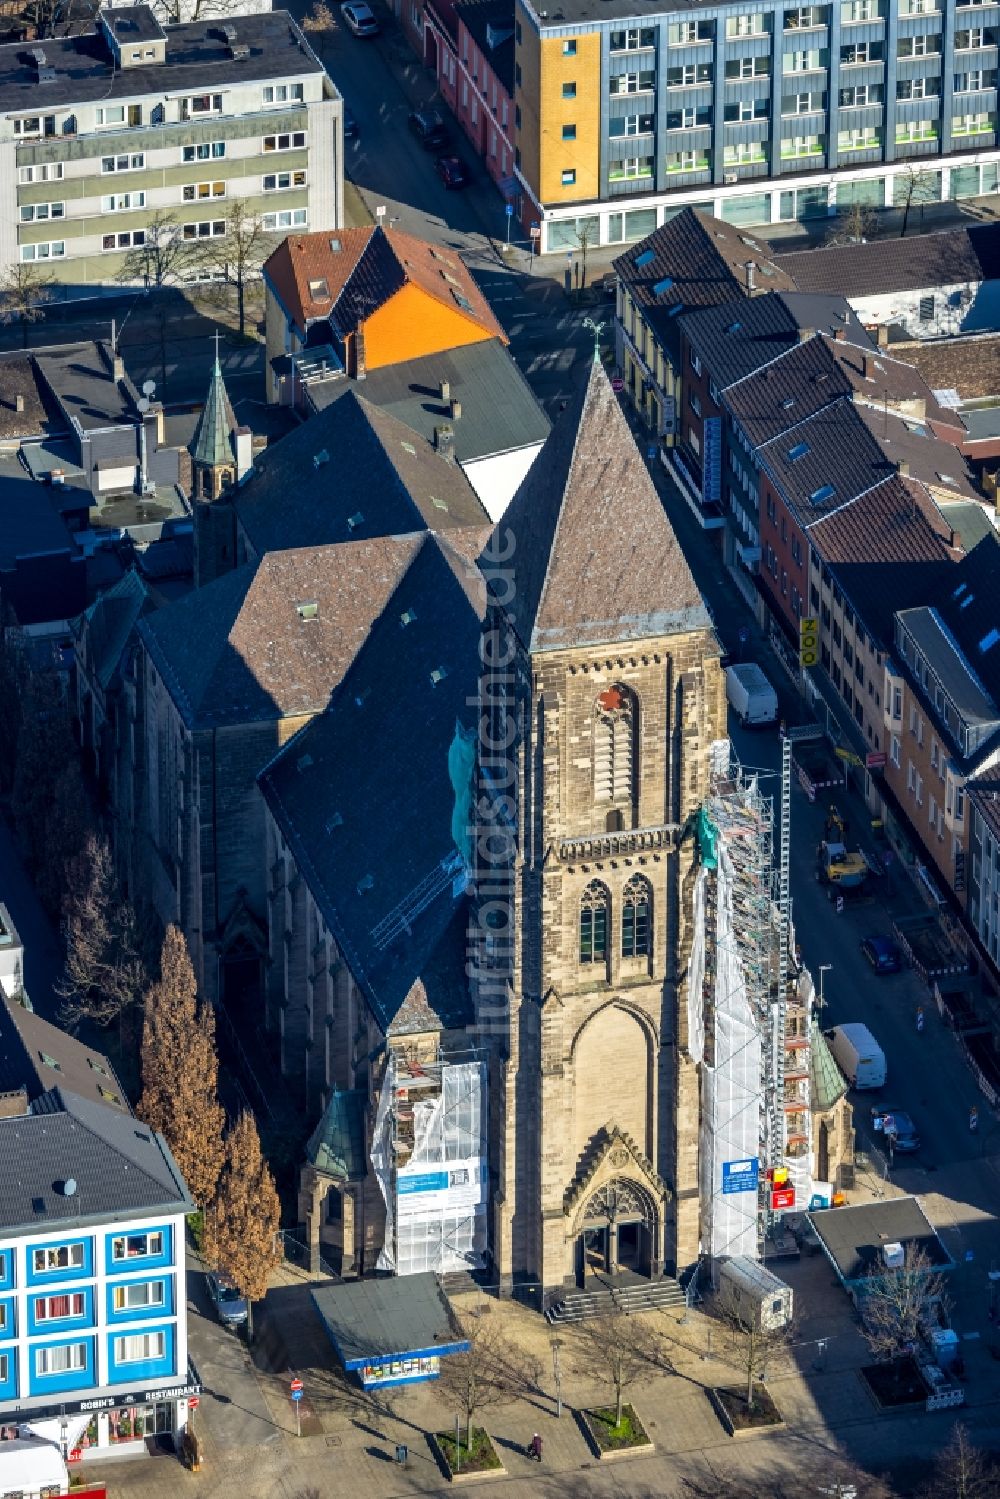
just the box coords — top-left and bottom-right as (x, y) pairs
(190, 339), (239, 481)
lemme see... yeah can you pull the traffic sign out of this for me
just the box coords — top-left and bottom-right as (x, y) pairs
(611, 376), (625, 392)
(290, 1377), (304, 1393)
(771, 1186), (795, 1211)
(505, 202), (514, 217)
(291, 1389), (304, 1402)
(866, 751), (887, 770)
(529, 224), (541, 240)
(798, 616), (818, 668)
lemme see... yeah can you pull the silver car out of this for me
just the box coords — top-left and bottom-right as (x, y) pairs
(206, 1271), (248, 1327)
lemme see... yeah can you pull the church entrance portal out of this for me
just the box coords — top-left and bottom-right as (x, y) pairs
(576, 1179), (655, 1286)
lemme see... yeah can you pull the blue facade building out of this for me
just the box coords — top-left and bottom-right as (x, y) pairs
(0, 995), (197, 1462)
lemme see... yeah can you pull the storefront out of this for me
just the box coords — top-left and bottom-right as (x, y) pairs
(15, 1368), (201, 1463)
(313, 1273), (468, 1391)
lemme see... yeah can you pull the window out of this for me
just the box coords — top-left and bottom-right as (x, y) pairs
(102, 231), (145, 251)
(183, 181), (226, 201)
(561, 168), (576, 185)
(841, 83), (878, 105)
(953, 111), (993, 134)
(263, 130), (306, 151)
(689, 390), (702, 416)
(114, 1331), (165, 1364)
(667, 150), (709, 172)
(785, 5), (826, 26)
(563, 81), (577, 97)
(111, 1231), (163, 1261)
(579, 882), (609, 963)
(563, 38), (577, 54)
(670, 19), (712, 43)
(839, 127), (879, 149)
(842, 0), (874, 17)
(20, 241), (65, 261)
(594, 685), (636, 803)
(102, 152), (145, 173)
(897, 76), (936, 98)
(669, 63), (713, 86)
(784, 48), (823, 72)
(182, 220), (227, 239)
(841, 40), (875, 63)
(263, 207), (308, 230)
(955, 69), (989, 91)
(113, 1281), (165, 1312)
(17, 162), (64, 184)
(609, 155), (654, 179)
(36, 1293), (85, 1321)
(891, 734), (901, 767)
(726, 56), (770, 79)
(898, 33), (935, 57)
(727, 13), (766, 35)
(35, 1342), (87, 1376)
(955, 785), (966, 821)
(611, 112), (656, 135)
(101, 191), (145, 212)
(562, 123), (577, 139)
(610, 71), (656, 94)
(183, 141), (226, 161)
(622, 876), (651, 958)
(956, 27), (985, 48)
(724, 141), (768, 163)
(725, 97), (769, 122)
(96, 104), (127, 127)
(919, 294), (936, 321)
(186, 92), (225, 112)
(781, 134), (823, 156)
(611, 25), (655, 49)
(19, 202), (65, 222)
(262, 170), (307, 191)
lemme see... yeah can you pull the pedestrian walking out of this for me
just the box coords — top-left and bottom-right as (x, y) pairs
(835, 894), (845, 915)
(970, 1105), (979, 1133)
(916, 1006), (925, 1034)
(528, 1433), (543, 1462)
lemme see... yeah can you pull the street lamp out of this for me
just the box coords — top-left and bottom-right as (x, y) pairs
(818, 964), (832, 1011)
(550, 1337), (563, 1418)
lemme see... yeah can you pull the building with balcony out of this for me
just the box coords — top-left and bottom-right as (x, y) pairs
(0, 6), (342, 292)
(0, 993), (196, 1461)
(511, 0), (1000, 253)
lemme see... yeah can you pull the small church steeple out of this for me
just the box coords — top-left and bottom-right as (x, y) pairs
(190, 343), (253, 588)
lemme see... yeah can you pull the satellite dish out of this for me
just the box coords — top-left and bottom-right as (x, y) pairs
(136, 397), (150, 413)
(63, 1178), (77, 1197)
(142, 379), (156, 398)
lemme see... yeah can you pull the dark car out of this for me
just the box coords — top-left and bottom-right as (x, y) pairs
(408, 108), (450, 151)
(872, 1107), (921, 1153)
(343, 105), (358, 139)
(860, 934), (903, 974)
(435, 154), (469, 189)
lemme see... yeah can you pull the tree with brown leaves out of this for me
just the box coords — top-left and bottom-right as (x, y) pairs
(139, 926), (225, 1210)
(58, 832), (147, 1032)
(436, 1311), (541, 1453)
(203, 1109), (281, 1339)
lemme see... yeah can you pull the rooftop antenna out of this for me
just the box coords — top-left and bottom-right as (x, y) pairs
(582, 316), (605, 365)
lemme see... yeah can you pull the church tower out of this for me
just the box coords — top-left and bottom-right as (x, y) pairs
(189, 352), (252, 588)
(474, 358), (726, 1302)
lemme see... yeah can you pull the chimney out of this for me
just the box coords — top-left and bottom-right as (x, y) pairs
(897, 460), (909, 478)
(235, 426), (253, 481)
(744, 260), (756, 294)
(439, 380), (450, 402)
(950, 528), (962, 550)
(112, 352), (124, 382)
(833, 327), (846, 341)
(449, 398), (462, 420)
(863, 354), (875, 379)
(14, 394), (24, 413)
(876, 323), (889, 349)
(434, 423), (456, 463)
(797, 326), (813, 344)
(50, 468), (65, 485)
(353, 329), (366, 381)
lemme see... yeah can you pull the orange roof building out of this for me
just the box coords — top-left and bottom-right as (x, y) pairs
(263, 225), (507, 401)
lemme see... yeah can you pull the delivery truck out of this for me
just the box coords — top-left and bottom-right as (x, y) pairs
(725, 663), (779, 728)
(825, 1022), (886, 1090)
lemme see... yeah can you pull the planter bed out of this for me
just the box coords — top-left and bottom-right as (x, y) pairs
(710, 1384), (784, 1436)
(430, 1428), (506, 1483)
(860, 1356), (929, 1409)
(578, 1404), (654, 1460)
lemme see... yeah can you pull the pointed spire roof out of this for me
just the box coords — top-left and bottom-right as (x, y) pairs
(190, 356), (238, 471)
(490, 360), (709, 654)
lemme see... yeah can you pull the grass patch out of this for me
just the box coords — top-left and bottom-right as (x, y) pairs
(861, 1356), (928, 1408)
(714, 1385), (783, 1430)
(584, 1404), (650, 1452)
(186, 1210), (205, 1251)
(436, 1427), (503, 1475)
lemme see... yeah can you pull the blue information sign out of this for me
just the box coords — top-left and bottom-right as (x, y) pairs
(505, 202), (514, 216)
(291, 1389), (304, 1402)
(722, 1158), (760, 1195)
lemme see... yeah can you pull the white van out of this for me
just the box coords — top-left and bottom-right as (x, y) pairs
(725, 663), (778, 728)
(826, 1022), (886, 1090)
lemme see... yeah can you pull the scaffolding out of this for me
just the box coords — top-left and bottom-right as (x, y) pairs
(698, 740), (813, 1269)
(371, 1054), (488, 1277)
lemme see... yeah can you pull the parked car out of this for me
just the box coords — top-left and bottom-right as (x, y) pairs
(343, 105), (358, 139)
(341, 1), (379, 36)
(860, 934), (903, 974)
(206, 1271), (248, 1327)
(435, 154), (469, 189)
(408, 107), (450, 151)
(871, 1107), (921, 1153)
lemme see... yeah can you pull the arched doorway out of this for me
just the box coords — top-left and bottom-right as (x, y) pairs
(818, 1119), (830, 1183)
(576, 1178), (656, 1286)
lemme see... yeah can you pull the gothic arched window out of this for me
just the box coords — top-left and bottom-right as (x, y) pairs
(579, 881), (610, 964)
(622, 875), (651, 959)
(594, 685), (636, 806)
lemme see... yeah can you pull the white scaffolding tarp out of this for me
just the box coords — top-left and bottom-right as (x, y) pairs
(702, 839), (763, 1261)
(687, 867), (707, 1066)
(373, 1059), (488, 1277)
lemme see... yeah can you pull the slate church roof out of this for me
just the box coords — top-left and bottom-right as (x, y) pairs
(493, 358), (711, 654)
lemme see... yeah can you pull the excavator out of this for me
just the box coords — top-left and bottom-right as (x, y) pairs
(816, 804), (868, 890)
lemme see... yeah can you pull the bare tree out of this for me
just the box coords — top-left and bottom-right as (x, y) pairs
(716, 1280), (794, 1411)
(117, 212), (196, 290)
(58, 833), (148, 1030)
(574, 220), (597, 293)
(683, 1458), (895, 1499)
(192, 199), (276, 336)
(435, 1312), (541, 1453)
(575, 1308), (664, 1428)
(17, 0), (93, 37)
(920, 1424), (1000, 1499)
(0, 260), (54, 349)
(859, 1245), (949, 1363)
(896, 166), (935, 239)
(828, 198), (878, 247)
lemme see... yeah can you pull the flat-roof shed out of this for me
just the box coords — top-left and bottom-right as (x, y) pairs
(807, 1197), (954, 1290)
(312, 1273), (469, 1389)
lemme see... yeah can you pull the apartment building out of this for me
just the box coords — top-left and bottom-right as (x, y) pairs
(968, 774), (1000, 967)
(0, 6), (342, 290)
(429, 0), (517, 193)
(0, 994), (196, 1460)
(883, 534), (1000, 898)
(512, 0), (1000, 253)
